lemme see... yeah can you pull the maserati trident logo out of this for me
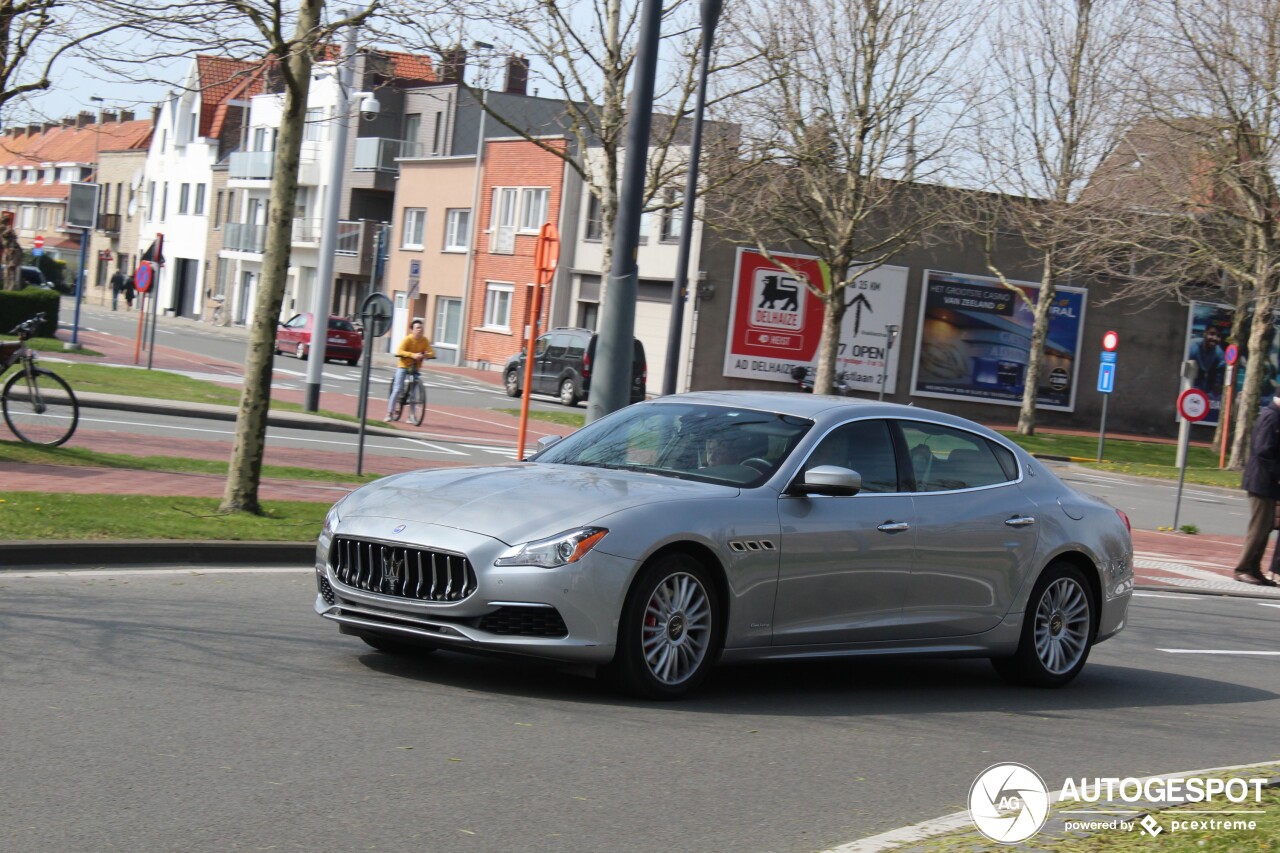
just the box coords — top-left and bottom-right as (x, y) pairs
(382, 551), (404, 587)
(969, 763), (1051, 843)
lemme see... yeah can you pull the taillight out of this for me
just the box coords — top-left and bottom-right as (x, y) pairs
(1116, 509), (1131, 532)
(582, 350), (592, 380)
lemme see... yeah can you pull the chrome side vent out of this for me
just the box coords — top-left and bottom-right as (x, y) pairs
(729, 539), (776, 553)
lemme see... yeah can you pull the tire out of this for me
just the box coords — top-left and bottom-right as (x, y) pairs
(504, 369), (521, 397)
(296, 342), (308, 360)
(405, 379), (426, 426)
(991, 562), (1095, 688)
(346, 358), (359, 367)
(605, 552), (722, 700)
(3, 367), (79, 447)
(559, 377), (579, 407)
(359, 633), (437, 656)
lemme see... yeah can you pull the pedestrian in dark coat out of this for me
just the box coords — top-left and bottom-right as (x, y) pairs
(1234, 397), (1280, 586)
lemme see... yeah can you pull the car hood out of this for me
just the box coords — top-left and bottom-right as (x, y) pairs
(337, 463), (738, 545)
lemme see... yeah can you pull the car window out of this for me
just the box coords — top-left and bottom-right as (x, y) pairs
(284, 315), (305, 328)
(566, 334), (586, 361)
(802, 419), (899, 492)
(535, 402), (813, 488)
(328, 318), (356, 331)
(899, 421), (1011, 491)
(534, 335), (550, 357)
(547, 333), (570, 360)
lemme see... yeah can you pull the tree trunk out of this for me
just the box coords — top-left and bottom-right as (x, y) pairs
(813, 290), (846, 395)
(1017, 249), (1057, 435)
(220, 1), (319, 514)
(1228, 285), (1280, 471)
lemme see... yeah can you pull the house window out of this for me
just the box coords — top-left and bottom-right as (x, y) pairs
(178, 183), (191, 215)
(43, 167), (55, 184)
(403, 114), (421, 143)
(483, 282), (513, 329)
(189, 111), (200, 142)
(194, 184), (206, 216)
(402, 208), (426, 249)
(160, 129), (167, 153)
(60, 167), (77, 183)
(584, 193), (602, 241)
(444, 209), (470, 251)
(519, 188), (548, 232)
(25, 169), (37, 184)
(19, 205), (35, 229)
(146, 181), (155, 219)
(490, 187), (519, 254)
(214, 191), (224, 228)
(661, 191), (684, 241)
(304, 108), (324, 142)
(160, 182), (169, 220)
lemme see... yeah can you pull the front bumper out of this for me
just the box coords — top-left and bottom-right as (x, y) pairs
(314, 520), (635, 665)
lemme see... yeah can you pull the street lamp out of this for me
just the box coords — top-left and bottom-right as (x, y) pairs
(878, 324), (899, 401)
(662, 0), (724, 397)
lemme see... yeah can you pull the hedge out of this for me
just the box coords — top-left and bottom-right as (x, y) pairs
(0, 288), (61, 338)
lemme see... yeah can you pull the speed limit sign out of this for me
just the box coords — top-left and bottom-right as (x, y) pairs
(1178, 388), (1210, 422)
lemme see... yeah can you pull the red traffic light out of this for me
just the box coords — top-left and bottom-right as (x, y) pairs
(1102, 330), (1119, 352)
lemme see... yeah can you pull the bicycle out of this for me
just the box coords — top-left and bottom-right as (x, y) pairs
(392, 366), (427, 426)
(208, 294), (228, 326)
(1, 313), (80, 446)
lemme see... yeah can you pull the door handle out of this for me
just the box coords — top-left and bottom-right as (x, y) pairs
(876, 521), (911, 532)
(1005, 516), (1037, 527)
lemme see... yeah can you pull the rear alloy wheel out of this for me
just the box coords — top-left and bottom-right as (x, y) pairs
(504, 369), (521, 397)
(296, 342), (308, 360)
(559, 377), (579, 407)
(606, 553), (721, 699)
(359, 633), (437, 656)
(992, 562), (1095, 687)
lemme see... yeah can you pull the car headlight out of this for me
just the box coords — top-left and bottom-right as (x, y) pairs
(321, 502), (341, 538)
(494, 527), (608, 568)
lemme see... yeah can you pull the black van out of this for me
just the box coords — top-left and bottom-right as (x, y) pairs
(503, 327), (647, 407)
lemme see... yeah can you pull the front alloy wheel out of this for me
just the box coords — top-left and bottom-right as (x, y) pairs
(607, 553), (721, 699)
(992, 562), (1095, 687)
(559, 377), (579, 407)
(296, 342), (308, 360)
(504, 369), (520, 397)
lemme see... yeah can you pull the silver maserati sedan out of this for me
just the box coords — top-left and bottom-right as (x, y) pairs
(314, 391), (1133, 699)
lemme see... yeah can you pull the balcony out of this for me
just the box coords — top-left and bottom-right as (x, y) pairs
(353, 137), (403, 172)
(223, 221), (267, 254)
(292, 217), (321, 246)
(229, 151), (275, 180)
(334, 219), (374, 277)
(98, 213), (121, 235)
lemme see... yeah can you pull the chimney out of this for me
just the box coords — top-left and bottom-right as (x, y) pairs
(441, 47), (467, 84)
(504, 55), (529, 96)
(102, 110), (118, 124)
(43, 121), (58, 132)
(151, 105), (161, 123)
(28, 124), (42, 135)
(62, 117), (75, 127)
(120, 110), (135, 123)
(75, 111), (95, 129)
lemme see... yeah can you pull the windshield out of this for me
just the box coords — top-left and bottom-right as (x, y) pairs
(533, 402), (813, 487)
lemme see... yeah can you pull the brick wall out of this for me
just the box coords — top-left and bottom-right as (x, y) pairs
(465, 138), (566, 367)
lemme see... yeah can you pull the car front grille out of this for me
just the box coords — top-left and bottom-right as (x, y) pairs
(330, 537), (477, 603)
(477, 606), (569, 638)
(318, 574), (336, 605)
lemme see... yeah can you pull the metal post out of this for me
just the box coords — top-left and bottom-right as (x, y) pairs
(356, 320), (374, 475)
(1096, 393), (1109, 462)
(877, 324), (898, 401)
(1220, 363), (1235, 468)
(662, 0), (723, 396)
(1173, 426), (1190, 531)
(70, 229), (89, 348)
(587, 0), (665, 422)
(305, 20), (359, 412)
(1176, 360), (1196, 469)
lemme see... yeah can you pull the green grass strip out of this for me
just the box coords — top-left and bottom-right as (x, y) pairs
(0, 492), (326, 541)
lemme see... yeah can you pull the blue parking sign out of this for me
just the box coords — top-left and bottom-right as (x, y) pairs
(1097, 362), (1116, 394)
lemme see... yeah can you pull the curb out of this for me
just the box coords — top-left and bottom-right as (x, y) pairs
(0, 540), (315, 569)
(77, 392), (404, 438)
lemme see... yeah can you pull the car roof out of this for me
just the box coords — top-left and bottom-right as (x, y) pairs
(650, 390), (1010, 443)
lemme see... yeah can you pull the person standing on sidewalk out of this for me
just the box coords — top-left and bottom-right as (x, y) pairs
(1235, 396), (1280, 586)
(385, 318), (435, 422)
(124, 273), (135, 311)
(110, 268), (126, 311)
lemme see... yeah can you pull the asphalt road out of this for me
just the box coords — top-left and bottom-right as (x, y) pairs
(2, 569), (1276, 853)
(1047, 463), (1245, 535)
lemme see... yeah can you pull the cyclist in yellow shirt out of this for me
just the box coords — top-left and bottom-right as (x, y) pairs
(386, 318), (435, 421)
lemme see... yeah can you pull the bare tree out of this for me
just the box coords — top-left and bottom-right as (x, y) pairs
(708, 0), (975, 394)
(964, 0), (1135, 435)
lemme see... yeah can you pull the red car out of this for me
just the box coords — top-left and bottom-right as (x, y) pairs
(275, 313), (363, 366)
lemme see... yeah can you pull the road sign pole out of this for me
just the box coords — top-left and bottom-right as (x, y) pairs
(68, 227), (89, 349)
(1220, 352), (1238, 468)
(1173, 387), (1210, 530)
(355, 292), (394, 476)
(1173, 431), (1190, 531)
(1097, 393), (1109, 462)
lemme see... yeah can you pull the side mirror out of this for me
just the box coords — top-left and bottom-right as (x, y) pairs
(535, 435), (563, 452)
(792, 465), (862, 497)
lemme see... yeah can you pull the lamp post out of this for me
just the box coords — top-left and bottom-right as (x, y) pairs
(662, 0), (723, 397)
(304, 19), (361, 412)
(878, 324), (899, 401)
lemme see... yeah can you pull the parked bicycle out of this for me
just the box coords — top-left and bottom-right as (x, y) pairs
(789, 364), (854, 396)
(391, 366), (427, 426)
(1, 313), (80, 446)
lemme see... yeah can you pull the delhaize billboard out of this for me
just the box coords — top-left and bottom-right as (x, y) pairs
(722, 248), (907, 390)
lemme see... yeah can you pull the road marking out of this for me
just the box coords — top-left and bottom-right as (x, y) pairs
(458, 443), (519, 457)
(401, 438), (467, 456)
(1259, 603), (1280, 609)
(81, 415), (235, 436)
(4, 567), (312, 579)
(1158, 649), (1280, 656)
(1133, 592), (1200, 599)
(274, 367), (306, 377)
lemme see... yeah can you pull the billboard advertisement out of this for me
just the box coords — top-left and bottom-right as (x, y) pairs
(911, 270), (1086, 411)
(722, 248), (908, 390)
(1184, 301), (1280, 427)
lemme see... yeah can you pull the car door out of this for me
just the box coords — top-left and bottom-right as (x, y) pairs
(278, 314), (304, 348)
(897, 420), (1039, 638)
(772, 418), (916, 646)
(535, 332), (569, 394)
